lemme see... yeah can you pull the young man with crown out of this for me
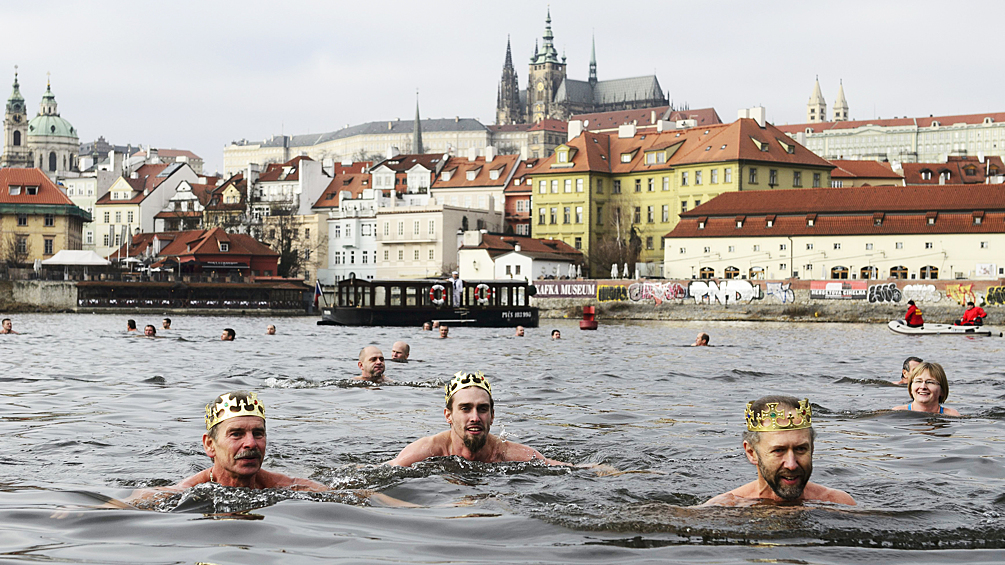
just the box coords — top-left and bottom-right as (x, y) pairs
(387, 372), (567, 467)
(703, 395), (855, 506)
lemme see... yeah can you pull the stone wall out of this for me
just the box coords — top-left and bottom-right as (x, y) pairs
(531, 278), (1005, 323)
(10, 281), (78, 310)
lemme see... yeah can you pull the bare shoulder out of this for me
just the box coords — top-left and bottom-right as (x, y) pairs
(261, 470), (328, 492)
(175, 469), (210, 489)
(497, 441), (567, 466)
(700, 483), (757, 507)
(804, 483), (856, 506)
(387, 432), (449, 466)
(944, 406), (961, 416)
(892, 404), (909, 411)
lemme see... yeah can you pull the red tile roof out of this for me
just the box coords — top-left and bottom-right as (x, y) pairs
(573, 107), (722, 130)
(460, 233), (582, 260)
(528, 119), (567, 132)
(313, 162), (374, 208)
(829, 159), (903, 180)
(775, 112), (1005, 135)
(94, 163), (174, 205)
(258, 156), (314, 182)
(374, 153), (444, 173)
(902, 156), (1005, 185)
(134, 148), (202, 160)
(109, 228), (278, 260)
(0, 168), (74, 205)
(205, 173), (247, 211)
(432, 154), (520, 189)
(505, 158), (543, 195)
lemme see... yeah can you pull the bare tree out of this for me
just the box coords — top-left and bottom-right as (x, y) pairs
(587, 189), (643, 276)
(353, 148), (383, 163)
(1, 232), (31, 268)
(495, 143), (521, 155)
(260, 204), (324, 279)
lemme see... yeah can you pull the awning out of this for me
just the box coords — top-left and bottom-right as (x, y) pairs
(40, 250), (111, 266)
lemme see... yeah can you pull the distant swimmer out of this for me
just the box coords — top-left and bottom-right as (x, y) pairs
(702, 396), (856, 507)
(433, 321), (440, 329)
(551, 329), (561, 340)
(422, 322), (432, 331)
(904, 300), (924, 328)
(162, 318), (172, 330)
(355, 346), (389, 383)
(893, 356), (923, 385)
(144, 325), (158, 337)
(221, 328), (236, 341)
(266, 324), (276, 335)
(390, 341), (410, 362)
(514, 325), (525, 337)
(893, 362), (960, 416)
(387, 371), (567, 466)
(1, 318), (18, 334)
(126, 319), (138, 333)
(692, 332), (709, 347)
(439, 325), (449, 339)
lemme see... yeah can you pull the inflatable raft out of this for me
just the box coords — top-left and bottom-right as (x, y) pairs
(888, 319), (998, 336)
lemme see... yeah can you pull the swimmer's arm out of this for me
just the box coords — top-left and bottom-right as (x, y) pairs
(892, 404), (908, 411)
(506, 442), (570, 466)
(820, 487), (856, 506)
(386, 436), (438, 467)
(698, 492), (742, 507)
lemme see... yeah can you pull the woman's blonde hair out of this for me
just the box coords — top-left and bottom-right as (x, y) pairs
(908, 362), (949, 403)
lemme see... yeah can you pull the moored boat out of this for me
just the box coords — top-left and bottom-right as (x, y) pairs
(887, 319), (998, 336)
(318, 278), (538, 327)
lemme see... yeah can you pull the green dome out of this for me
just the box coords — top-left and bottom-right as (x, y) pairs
(27, 114), (77, 139)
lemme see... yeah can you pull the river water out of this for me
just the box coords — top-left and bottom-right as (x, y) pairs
(1, 314), (1003, 563)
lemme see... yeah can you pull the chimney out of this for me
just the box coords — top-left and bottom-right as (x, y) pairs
(514, 243), (521, 252)
(130, 171), (139, 179)
(484, 145), (496, 162)
(462, 230), (482, 246)
(651, 110), (657, 124)
(568, 120), (584, 140)
(618, 123), (637, 138)
(738, 106), (767, 128)
(467, 147), (478, 161)
(147, 147), (159, 162)
(656, 119), (669, 132)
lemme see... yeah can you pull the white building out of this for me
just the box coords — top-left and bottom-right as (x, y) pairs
(457, 231), (581, 281)
(430, 148), (519, 215)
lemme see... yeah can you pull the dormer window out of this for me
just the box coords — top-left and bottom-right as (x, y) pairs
(466, 170), (476, 181)
(974, 216), (983, 225)
(698, 221), (705, 229)
(26, 186), (38, 195)
(489, 169), (500, 180)
(767, 219), (774, 228)
(926, 212), (938, 225)
(984, 117), (994, 124)
(219, 242), (229, 252)
(440, 171), (451, 181)
(735, 216), (746, 229)
(920, 169), (932, 180)
(8, 186), (21, 195)
(620, 153), (632, 163)
(557, 150), (568, 163)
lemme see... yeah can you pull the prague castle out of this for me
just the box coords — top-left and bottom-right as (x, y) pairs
(2, 69), (79, 178)
(496, 9), (669, 125)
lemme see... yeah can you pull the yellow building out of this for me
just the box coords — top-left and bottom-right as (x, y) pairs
(528, 117), (833, 275)
(0, 168), (89, 263)
(204, 172), (247, 230)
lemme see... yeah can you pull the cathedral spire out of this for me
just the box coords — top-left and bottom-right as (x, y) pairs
(412, 92), (423, 154)
(504, 35), (513, 69)
(533, 7), (560, 64)
(806, 75), (827, 124)
(7, 65), (24, 110)
(588, 33), (597, 86)
(832, 79), (849, 122)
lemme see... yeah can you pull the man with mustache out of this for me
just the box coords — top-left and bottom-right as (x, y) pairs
(703, 395), (855, 506)
(387, 371), (566, 466)
(175, 391), (326, 490)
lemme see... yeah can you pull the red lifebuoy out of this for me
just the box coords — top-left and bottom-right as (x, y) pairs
(474, 284), (493, 305)
(429, 284), (446, 305)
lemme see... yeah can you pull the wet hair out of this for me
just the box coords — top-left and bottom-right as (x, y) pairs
(908, 362), (949, 403)
(902, 356), (923, 373)
(742, 395), (816, 448)
(551, 329), (560, 336)
(127, 319), (136, 330)
(223, 328), (236, 339)
(698, 332), (709, 345)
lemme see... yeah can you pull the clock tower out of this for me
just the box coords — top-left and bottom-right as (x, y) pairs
(526, 8), (566, 123)
(2, 67), (31, 168)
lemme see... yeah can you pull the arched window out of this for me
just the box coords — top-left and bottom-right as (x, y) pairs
(48, 151), (57, 172)
(724, 266), (740, 279)
(890, 265), (908, 279)
(830, 266), (849, 279)
(749, 267), (765, 280)
(699, 267), (715, 279)
(860, 266), (877, 280)
(12, 131), (20, 146)
(919, 266), (939, 279)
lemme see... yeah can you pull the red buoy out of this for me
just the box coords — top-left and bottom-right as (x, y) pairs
(580, 306), (598, 330)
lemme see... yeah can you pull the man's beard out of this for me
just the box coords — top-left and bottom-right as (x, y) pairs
(760, 458), (811, 500)
(462, 429), (488, 452)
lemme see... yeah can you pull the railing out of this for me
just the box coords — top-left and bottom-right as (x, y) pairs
(76, 298), (302, 309)
(0, 267), (252, 284)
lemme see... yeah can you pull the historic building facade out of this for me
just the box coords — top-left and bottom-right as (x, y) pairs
(495, 10), (669, 125)
(2, 72), (80, 178)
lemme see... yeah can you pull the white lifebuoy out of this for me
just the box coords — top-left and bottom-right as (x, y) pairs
(429, 284), (446, 306)
(474, 283), (493, 305)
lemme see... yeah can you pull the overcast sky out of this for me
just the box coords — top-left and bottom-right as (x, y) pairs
(4, 0), (1002, 174)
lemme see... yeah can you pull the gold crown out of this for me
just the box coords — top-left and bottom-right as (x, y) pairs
(445, 371), (491, 405)
(745, 399), (812, 432)
(205, 391), (265, 430)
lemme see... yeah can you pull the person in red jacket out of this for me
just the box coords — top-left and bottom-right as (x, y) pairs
(904, 300), (924, 327)
(956, 301), (987, 326)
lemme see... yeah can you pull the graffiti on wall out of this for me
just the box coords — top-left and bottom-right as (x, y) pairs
(628, 282), (687, 305)
(945, 284), (976, 306)
(765, 282), (795, 303)
(597, 284), (629, 302)
(867, 282), (902, 303)
(901, 284), (942, 303)
(811, 281), (867, 300)
(986, 286), (1005, 306)
(689, 280), (762, 304)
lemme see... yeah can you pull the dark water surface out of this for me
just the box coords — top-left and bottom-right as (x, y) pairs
(1, 314), (1003, 563)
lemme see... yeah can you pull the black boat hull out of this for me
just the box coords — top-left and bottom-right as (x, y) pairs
(318, 306), (538, 327)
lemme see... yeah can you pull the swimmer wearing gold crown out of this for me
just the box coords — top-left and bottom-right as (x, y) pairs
(702, 395), (856, 506)
(174, 391), (328, 491)
(387, 372), (567, 467)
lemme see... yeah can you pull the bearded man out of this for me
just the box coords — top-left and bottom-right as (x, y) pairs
(703, 395), (855, 506)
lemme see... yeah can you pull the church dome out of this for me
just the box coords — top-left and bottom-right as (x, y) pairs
(27, 114), (77, 139)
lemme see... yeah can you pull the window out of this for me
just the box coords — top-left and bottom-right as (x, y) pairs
(662, 205), (669, 222)
(220, 242), (230, 252)
(699, 267), (715, 278)
(551, 180), (558, 193)
(397, 221), (403, 236)
(539, 180), (547, 194)
(538, 208), (546, 225)
(550, 207), (557, 224)
(575, 237), (582, 250)
(25, 185), (36, 195)
(831, 266), (849, 279)
(44, 238), (53, 255)
(103, 234), (109, 246)
(646, 236), (653, 250)
(429, 249), (435, 260)
(16, 236), (27, 254)
(694, 199), (701, 208)
(633, 207), (641, 223)
(925, 242), (933, 249)
(813, 173), (821, 188)
(597, 206), (603, 225)
(890, 265), (908, 279)
(413, 220), (420, 235)
(564, 207), (571, 224)
(86, 231), (93, 244)
(115, 211), (122, 223)
(576, 178), (584, 192)
(647, 206), (654, 223)
(596, 179), (603, 193)
(384, 222), (389, 236)
(384, 249), (389, 261)
(704, 246), (710, 253)
(769, 169), (778, 186)
(397, 249), (404, 260)
(662, 176), (670, 191)
(361, 251), (368, 264)
(8, 185), (20, 195)
(428, 220), (435, 234)
(17, 214), (27, 226)
(564, 179), (572, 193)
(681, 172), (689, 186)
(860, 266), (877, 280)
(613, 180), (621, 193)
(728, 245), (735, 253)
(793, 171), (802, 187)
(575, 206), (583, 223)
(515, 265), (521, 275)
(557, 151), (568, 163)
(753, 245), (760, 252)
(44, 214), (54, 227)
(896, 242), (903, 249)
(621, 153), (632, 163)
(414, 249), (420, 260)
(681, 201), (688, 214)
(780, 263), (787, 271)
(710, 169), (718, 184)
(920, 266), (938, 279)
(748, 168), (758, 184)
(724, 266), (739, 279)
(635, 179), (641, 192)
(806, 243), (814, 250)
(695, 171), (702, 185)
(834, 243), (841, 250)
(780, 243), (787, 250)
(515, 224), (529, 235)
(645, 152), (656, 165)
(981, 241), (989, 249)
(647, 177), (654, 191)
(724, 167), (732, 183)
(333, 224), (341, 238)
(866, 243), (873, 250)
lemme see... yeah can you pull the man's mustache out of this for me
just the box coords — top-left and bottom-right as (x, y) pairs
(235, 449), (262, 460)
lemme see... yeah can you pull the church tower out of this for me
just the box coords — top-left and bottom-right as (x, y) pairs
(412, 96), (423, 154)
(495, 37), (523, 125)
(526, 8), (566, 123)
(2, 67), (31, 168)
(806, 76), (827, 123)
(588, 34), (597, 87)
(832, 80), (849, 122)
